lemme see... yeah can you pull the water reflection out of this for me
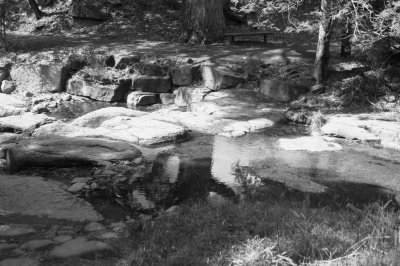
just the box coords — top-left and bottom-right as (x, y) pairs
(126, 127), (400, 212)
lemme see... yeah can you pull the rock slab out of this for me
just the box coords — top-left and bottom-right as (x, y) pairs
(0, 175), (103, 222)
(49, 237), (113, 259)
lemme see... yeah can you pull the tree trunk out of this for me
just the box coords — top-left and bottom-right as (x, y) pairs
(313, 0), (333, 84)
(28, 0), (43, 20)
(341, 17), (352, 58)
(182, 0), (225, 44)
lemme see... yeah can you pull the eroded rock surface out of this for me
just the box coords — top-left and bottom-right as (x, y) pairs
(0, 175), (103, 222)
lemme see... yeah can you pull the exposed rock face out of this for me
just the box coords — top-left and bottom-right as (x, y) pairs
(69, 0), (112, 20)
(71, 107), (146, 127)
(174, 86), (210, 107)
(0, 175), (103, 222)
(257, 79), (309, 102)
(67, 74), (132, 102)
(0, 94), (26, 117)
(10, 63), (65, 94)
(6, 136), (142, 171)
(132, 75), (171, 93)
(126, 91), (159, 107)
(202, 64), (246, 91)
(0, 113), (55, 133)
(49, 237), (113, 259)
(320, 113), (400, 150)
(171, 65), (200, 86)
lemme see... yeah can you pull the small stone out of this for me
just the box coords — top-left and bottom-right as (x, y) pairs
(31, 102), (50, 114)
(20, 239), (54, 251)
(71, 177), (92, 184)
(67, 182), (86, 193)
(97, 232), (119, 240)
(84, 222), (106, 232)
(0, 224), (36, 237)
(49, 237), (113, 259)
(133, 157), (142, 164)
(0, 258), (39, 266)
(164, 206), (179, 216)
(1, 80), (17, 94)
(311, 84), (325, 94)
(90, 182), (99, 189)
(110, 222), (127, 233)
(126, 91), (159, 107)
(54, 235), (73, 244)
(61, 94), (72, 101)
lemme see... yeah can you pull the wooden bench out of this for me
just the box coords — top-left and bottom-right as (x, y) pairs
(225, 31), (275, 43)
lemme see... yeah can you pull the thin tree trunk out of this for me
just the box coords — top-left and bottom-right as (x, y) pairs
(313, 0), (333, 84)
(341, 17), (352, 58)
(182, 0), (225, 44)
(28, 0), (43, 20)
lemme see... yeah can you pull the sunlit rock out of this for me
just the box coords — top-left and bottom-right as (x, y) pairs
(278, 136), (342, 152)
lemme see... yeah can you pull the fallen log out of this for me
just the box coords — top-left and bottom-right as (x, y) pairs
(5, 136), (141, 173)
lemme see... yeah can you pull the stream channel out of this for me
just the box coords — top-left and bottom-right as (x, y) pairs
(38, 102), (400, 220)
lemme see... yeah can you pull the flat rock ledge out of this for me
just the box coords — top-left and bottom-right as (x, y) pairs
(0, 175), (103, 222)
(319, 113), (400, 150)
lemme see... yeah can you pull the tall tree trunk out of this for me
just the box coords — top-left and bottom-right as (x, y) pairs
(28, 0), (43, 20)
(182, 0), (225, 44)
(313, 0), (333, 84)
(340, 17), (352, 58)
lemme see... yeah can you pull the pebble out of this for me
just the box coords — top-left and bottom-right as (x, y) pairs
(84, 222), (106, 232)
(54, 235), (73, 244)
(20, 239), (54, 251)
(49, 237), (113, 259)
(0, 224), (36, 237)
(0, 258), (39, 266)
(67, 182), (86, 193)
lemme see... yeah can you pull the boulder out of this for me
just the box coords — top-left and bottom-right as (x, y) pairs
(257, 79), (309, 102)
(132, 75), (171, 93)
(160, 93), (175, 105)
(67, 75), (132, 102)
(126, 91), (159, 107)
(201, 64), (246, 91)
(69, 0), (112, 20)
(278, 136), (342, 152)
(174, 86), (210, 107)
(71, 107), (146, 127)
(114, 54), (141, 70)
(138, 63), (169, 76)
(0, 113), (55, 133)
(6, 136), (142, 171)
(171, 65), (200, 86)
(49, 237), (113, 259)
(10, 63), (65, 94)
(0, 175), (103, 222)
(1, 80), (16, 94)
(33, 117), (187, 146)
(100, 116), (187, 145)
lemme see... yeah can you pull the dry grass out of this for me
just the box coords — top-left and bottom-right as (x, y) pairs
(119, 183), (400, 266)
